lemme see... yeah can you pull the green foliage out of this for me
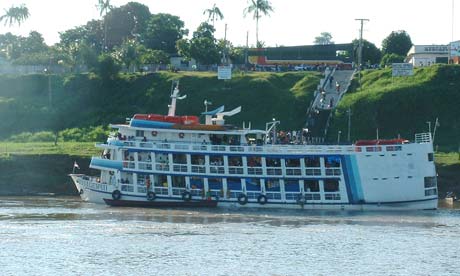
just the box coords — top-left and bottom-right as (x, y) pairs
(314, 32), (334, 45)
(143, 13), (188, 54)
(380, 53), (405, 67)
(0, 71), (319, 140)
(94, 54), (120, 79)
(103, 2), (151, 49)
(352, 39), (381, 65)
(188, 22), (220, 65)
(0, 4), (29, 27)
(382, 30), (412, 56)
(7, 126), (109, 142)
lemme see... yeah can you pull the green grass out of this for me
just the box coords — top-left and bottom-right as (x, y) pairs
(0, 71), (319, 140)
(0, 142), (99, 158)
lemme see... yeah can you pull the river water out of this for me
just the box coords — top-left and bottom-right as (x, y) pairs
(0, 197), (459, 276)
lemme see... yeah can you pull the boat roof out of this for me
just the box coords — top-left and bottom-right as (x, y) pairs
(110, 124), (266, 135)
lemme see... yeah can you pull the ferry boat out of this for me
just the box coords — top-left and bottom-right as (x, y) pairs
(70, 83), (438, 210)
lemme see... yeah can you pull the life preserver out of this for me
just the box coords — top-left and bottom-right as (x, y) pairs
(182, 191), (192, 201)
(151, 131), (158, 136)
(237, 194), (248, 205)
(147, 191), (156, 201)
(257, 194), (267, 205)
(112, 190), (122, 200)
(178, 132), (185, 139)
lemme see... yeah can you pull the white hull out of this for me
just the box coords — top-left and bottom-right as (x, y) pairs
(70, 176), (437, 211)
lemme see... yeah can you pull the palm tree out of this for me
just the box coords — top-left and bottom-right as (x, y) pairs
(96, 0), (113, 51)
(0, 4), (29, 27)
(243, 0), (273, 47)
(203, 3), (224, 27)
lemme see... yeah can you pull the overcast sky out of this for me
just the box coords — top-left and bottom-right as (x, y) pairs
(0, 0), (458, 48)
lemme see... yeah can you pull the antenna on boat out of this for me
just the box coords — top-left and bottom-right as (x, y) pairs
(168, 80), (186, 116)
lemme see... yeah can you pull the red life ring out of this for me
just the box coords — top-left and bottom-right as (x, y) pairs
(151, 131), (158, 136)
(179, 132), (185, 139)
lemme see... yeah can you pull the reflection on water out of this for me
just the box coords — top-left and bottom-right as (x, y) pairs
(0, 196), (459, 276)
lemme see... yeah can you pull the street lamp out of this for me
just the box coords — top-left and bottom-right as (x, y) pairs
(337, 130), (342, 144)
(204, 100), (212, 112)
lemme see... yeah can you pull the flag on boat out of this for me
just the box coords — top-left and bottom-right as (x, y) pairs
(73, 161), (80, 169)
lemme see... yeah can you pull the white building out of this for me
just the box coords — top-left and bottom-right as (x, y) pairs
(405, 45), (449, 67)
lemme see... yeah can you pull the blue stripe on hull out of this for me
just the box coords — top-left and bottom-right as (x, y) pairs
(342, 155), (364, 204)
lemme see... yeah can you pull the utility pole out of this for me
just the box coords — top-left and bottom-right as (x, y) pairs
(223, 23), (228, 65)
(355, 19), (369, 88)
(347, 108), (352, 142)
(244, 31), (249, 73)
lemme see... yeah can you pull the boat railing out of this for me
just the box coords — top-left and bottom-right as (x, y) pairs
(104, 138), (415, 155)
(228, 166), (244, 174)
(172, 187), (186, 196)
(154, 187), (169, 195)
(415, 132), (432, 144)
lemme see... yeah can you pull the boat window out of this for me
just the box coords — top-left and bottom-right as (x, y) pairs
(190, 177), (204, 189)
(208, 178), (223, 190)
(304, 180), (320, 192)
(210, 156), (224, 166)
(172, 176), (186, 188)
(173, 153), (187, 164)
(265, 179), (281, 192)
(284, 179), (300, 192)
(155, 153), (169, 163)
(227, 178), (242, 190)
(135, 130), (144, 137)
(285, 158), (300, 167)
(305, 156), (320, 167)
(324, 179), (339, 192)
(245, 178), (261, 191)
(324, 156), (341, 167)
(228, 156), (242, 166)
(247, 156), (262, 167)
(155, 175), (168, 187)
(191, 154), (205, 165)
(266, 157), (281, 167)
(424, 176), (437, 188)
(427, 153), (434, 162)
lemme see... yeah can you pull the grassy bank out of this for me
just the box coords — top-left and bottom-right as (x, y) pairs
(0, 71), (320, 140)
(329, 65), (460, 151)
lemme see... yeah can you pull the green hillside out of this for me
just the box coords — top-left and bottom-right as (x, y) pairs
(328, 65), (460, 151)
(0, 71), (320, 139)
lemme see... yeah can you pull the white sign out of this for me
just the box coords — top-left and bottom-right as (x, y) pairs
(392, 63), (413, 77)
(218, 66), (232, 80)
(450, 41), (460, 57)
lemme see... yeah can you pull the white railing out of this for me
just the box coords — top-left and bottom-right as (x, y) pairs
(415, 133), (432, 144)
(98, 140), (364, 155)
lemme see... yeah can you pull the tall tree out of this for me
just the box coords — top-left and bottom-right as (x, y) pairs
(103, 2), (151, 49)
(96, 0), (113, 51)
(143, 13), (188, 54)
(203, 3), (224, 27)
(243, 0), (274, 47)
(0, 4), (29, 27)
(314, 32), (334, 45)
(382, 30), (412, 56)
(352, 39), (381, 65)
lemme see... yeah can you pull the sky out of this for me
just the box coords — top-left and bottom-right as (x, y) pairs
(0, 0), (458, 48)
